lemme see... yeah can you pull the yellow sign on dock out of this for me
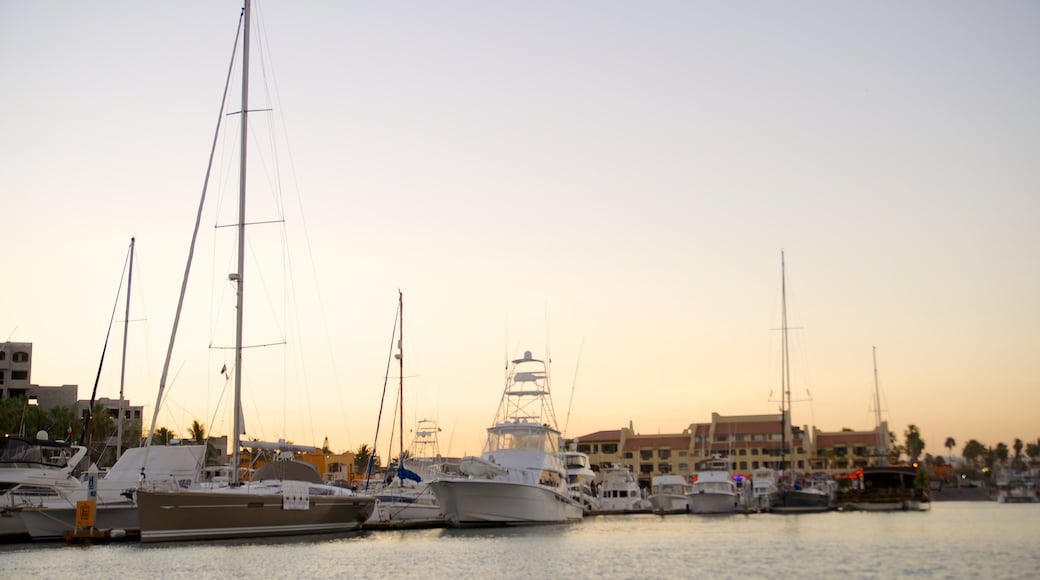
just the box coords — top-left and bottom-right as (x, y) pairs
(75, 500), (96, 527)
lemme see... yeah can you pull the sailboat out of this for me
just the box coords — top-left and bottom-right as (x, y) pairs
(429, 350), (583, 526)
(135, 0), (374, 542)
(364, 292), (445, 527)
(771, 252), (832, 513)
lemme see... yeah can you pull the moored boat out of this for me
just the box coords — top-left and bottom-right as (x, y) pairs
(687, 459), (740, 514)
(596, 464), (650, 513)
(647, 474), (692, 513)
(835, 465), (929, 511)
(429, 350), (583, 526)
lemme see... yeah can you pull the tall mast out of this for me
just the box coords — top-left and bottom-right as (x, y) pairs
(231, 0), (251, 485)
(872, 346), (886, 466)
(397, 290), (404, 463)
(116, 236), (135, 459)
(779, 251), (791, 475)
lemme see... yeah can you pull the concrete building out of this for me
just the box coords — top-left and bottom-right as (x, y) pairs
(812, 422), (889, 470)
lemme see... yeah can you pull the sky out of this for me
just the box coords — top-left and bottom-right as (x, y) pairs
(2, 1), (1038, 461)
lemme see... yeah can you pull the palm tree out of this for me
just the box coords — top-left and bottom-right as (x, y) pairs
(354, 444), (373, 476)
(904, 424), (925, 465)
(995, 442), (1009, 465)
(1013, 438), (1023, 460)
(153, 427), (176, 445)
(944, 437), (956, 460)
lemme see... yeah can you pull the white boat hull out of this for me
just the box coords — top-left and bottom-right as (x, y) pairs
(648, 493), (690, 512)
(18, 503), (138, 541)
(430, 479), (582, 527)
(688, 491), (740, 514)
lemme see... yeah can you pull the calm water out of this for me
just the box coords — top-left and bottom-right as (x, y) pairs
(2, 502), (1037, 579)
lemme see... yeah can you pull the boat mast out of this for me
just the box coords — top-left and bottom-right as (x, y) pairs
(872, 346), (886, 466)
(397, 290), (404, 463)
(116, 236), (134, 459)
(230, 0), (251, 485)
(780, 251), (791, 476)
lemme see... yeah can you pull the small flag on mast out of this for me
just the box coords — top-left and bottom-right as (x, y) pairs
(220, 364), (227, 375)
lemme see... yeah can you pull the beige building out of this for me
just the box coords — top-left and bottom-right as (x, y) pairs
(812, 422), (889, 470)
(573, 412), (816, 486)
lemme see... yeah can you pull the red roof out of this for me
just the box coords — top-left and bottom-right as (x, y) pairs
(817, 432), (879, 447)
(571, 430), (622, 443)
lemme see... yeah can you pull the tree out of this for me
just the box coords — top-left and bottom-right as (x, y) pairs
(188, 420), (206, 443)
(904, 424), (925, 465)
(944, 437), (956, 460)
(1013, 438), (1023, 459)
(353, 444), (372, 475)
(1026, 442), (1040, 463)
(995, 442), (1009, 465)
(152, 427), (176, 445)
(962, 439), (986, 467)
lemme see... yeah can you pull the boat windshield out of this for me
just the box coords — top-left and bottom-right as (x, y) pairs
(486, 427), (557, 454)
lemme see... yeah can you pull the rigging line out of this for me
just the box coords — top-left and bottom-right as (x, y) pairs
(80, 242), (132, 449)
(366, 300), (402, 490)
(562, 338), (585, 436)
(146, 10), (244, 448)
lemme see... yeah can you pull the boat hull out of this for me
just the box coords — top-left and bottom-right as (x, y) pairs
(772, 489), (832, 513)
(688, 491), (740, 514)
(366, 486), (444, 526)
(429, 479), (582, 527)
(18, 503), (138, 541)
(648, 493), (690, 513)
(136, 490), (375, 543)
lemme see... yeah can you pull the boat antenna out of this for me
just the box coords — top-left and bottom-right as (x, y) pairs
(872, 346), (887, 465)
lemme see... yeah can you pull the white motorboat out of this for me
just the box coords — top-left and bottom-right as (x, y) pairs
(597, 464), (649, 512)
(648, 474), (692, 512)
(688, 459), (740, 514)
(563, 447), (599, 513)
(429, 351), (583, 526)
(0, 434), (87, 541)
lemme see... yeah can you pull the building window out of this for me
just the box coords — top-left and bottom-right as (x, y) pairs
(602, 443), (618, 454)
(623, 452), (633, 459)
(640, 450), (653, 460)
(658, 449), (671, 460)
(13, 352), (29, 363)
(0, 351), (5, 360)
(853, 446), (867, 456)
(678, 463), (689, 472)
(659, 464), (672, 474)
(751, 448), (759, 455)
(738, 449), (747, 456)
(739, 461), (748, 470)
(752, 461), (759, 469)
(678, 450), (688, 457)
(0, 371), (4, 384)
(577, 444), (591, 454)
(639, 464), (654, 475)
(12, 371), (27, 381)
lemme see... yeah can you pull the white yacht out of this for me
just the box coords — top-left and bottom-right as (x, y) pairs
(563, 446), (599, 513)
(647, 474), (692, 512)
(596, 464), (649, 512)
(429, 351), (583, 526)
(687, 458), (740, 514)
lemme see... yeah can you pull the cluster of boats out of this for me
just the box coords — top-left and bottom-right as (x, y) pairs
(2, 347), (936, 546)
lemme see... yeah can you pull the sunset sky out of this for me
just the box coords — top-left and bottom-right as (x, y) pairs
(2, 1), (1037, 461)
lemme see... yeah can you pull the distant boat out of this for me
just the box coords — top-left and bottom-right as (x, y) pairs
(687, 458), (740, 514)
(596, 463), (650, 513)
(429, 350), (583, 526)
(835, 466), (928, 511)
(562, 445), (599, 513)
(647, 474), (692, 512)
(135, 0), (374, 542)
(364, 294), (445, 527)
(770, 252), (831, 513)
